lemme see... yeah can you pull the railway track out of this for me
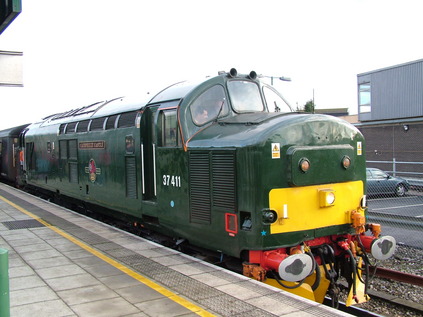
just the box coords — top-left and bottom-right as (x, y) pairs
(325, 299), (386, 317)
(370, 266), (423, 287)
(365, 266), (423, 316)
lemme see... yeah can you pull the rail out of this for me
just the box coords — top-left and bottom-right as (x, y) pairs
(369, 266), (423, 287)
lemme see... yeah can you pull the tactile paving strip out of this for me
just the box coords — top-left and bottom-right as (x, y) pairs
(1, 219), (45, 230)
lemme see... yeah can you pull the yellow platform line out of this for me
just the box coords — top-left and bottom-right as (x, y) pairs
(0, 195), (216, 317)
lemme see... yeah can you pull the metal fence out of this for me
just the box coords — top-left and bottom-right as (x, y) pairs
(366, 160), (423, 251)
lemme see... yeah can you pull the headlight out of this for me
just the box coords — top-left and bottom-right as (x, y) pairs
(319, 189), (335, 207)
(299, 158), (310, 173)
(342, 155), (351, 169)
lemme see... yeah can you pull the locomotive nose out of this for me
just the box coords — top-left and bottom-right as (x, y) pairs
(278, 253), (314, 282)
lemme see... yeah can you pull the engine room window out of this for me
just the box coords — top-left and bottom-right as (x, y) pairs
(118, 111), (138, 128)
(228, 80), (264, 113)
(190, 85), (228, 126)
(90, 118), (105, 131)
(65, 122), (77, 134)
(159, 109), (179, 147)
(263, 86), (292, 113)
(106, 115), (118, 130)
(76, 120), (90, 133)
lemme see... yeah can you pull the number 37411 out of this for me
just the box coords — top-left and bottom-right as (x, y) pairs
(162, 175), (181, 187)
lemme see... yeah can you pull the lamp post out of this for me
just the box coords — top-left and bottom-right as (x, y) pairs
(273, 76), (291, 85)
(259, 75), (292, 112)
(260, 75), (292, 85)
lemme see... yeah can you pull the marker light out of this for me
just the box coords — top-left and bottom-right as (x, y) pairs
(262, 209), (278, 224)
(319, 189), (335, 207)
(342, 156), (351, 169)
(299, 158), (310, 173)
(361, 195), (367, 208)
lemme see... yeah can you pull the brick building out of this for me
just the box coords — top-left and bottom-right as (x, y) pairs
(356, 59), (423, 178)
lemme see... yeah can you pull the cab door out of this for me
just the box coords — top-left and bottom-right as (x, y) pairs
(141, 106), (158, 202)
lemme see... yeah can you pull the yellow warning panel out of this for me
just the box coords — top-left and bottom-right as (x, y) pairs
(272, 143), (280, 159)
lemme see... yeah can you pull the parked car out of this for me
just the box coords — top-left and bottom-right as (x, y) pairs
(366, 168), (410, 197)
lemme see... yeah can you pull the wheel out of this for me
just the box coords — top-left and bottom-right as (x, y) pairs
(395, 183), (406, 197)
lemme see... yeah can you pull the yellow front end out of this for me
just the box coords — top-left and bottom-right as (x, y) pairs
(264, 180), (369, 305)
(269, 180), (364, 234)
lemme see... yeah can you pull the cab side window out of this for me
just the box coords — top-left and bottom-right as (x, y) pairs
(263, 86), (292, 113)
(159, 109), (179, 147)
(190, 85), (227, 126)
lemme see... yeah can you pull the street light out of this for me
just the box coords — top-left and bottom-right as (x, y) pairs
(259, 75), (292, 85)
(258, 74), (293, 112)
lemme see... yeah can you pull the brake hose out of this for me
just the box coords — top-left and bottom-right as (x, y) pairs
(345, 248), (357, 299)
(307, 250), (321, 291)
(317, 245), (340, 308)
(356, 235), (370, 295)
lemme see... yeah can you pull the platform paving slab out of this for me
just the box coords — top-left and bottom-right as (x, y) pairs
(10, 299), (77, 317)
(57, 284), (120, 306)
(71, 297), (140, 317)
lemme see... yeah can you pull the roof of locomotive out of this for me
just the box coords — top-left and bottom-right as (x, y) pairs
(28, 69), (279, 131)
(37, 97), (146, 127)
(34, 79), (206, 128)
(0, 123), (30, 138)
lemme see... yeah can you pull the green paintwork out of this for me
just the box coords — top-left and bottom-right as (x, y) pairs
(23, 71), (366, 259)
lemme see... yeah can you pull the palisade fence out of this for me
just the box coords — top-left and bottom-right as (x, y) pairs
(365, 160), (423, 250)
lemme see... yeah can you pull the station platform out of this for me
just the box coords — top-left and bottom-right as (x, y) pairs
(0, 183), (351, 317)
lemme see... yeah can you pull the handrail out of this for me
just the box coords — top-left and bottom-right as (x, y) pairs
(367, 159), (423, 177)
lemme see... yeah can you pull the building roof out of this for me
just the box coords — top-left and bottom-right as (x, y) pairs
(358, 58), (423, 76)
(314, 108), (349, 117)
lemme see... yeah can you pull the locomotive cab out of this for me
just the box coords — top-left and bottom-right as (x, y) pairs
(177, 68), (293, 150)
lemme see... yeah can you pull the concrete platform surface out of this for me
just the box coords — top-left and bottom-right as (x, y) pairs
(0, 183), (351, 317)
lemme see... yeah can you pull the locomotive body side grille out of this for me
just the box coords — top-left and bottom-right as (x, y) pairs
(69, 162), (78, 183)
(189, 151), (211, 224)
(126, 157), (137, 198)
(212, 151), (237, 210)
(189, 150), (237, 224)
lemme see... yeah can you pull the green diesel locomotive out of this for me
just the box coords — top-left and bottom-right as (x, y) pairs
(21, 69), (395, 306)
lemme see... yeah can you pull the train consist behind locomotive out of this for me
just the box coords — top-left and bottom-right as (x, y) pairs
(0, 69), (396, 306)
